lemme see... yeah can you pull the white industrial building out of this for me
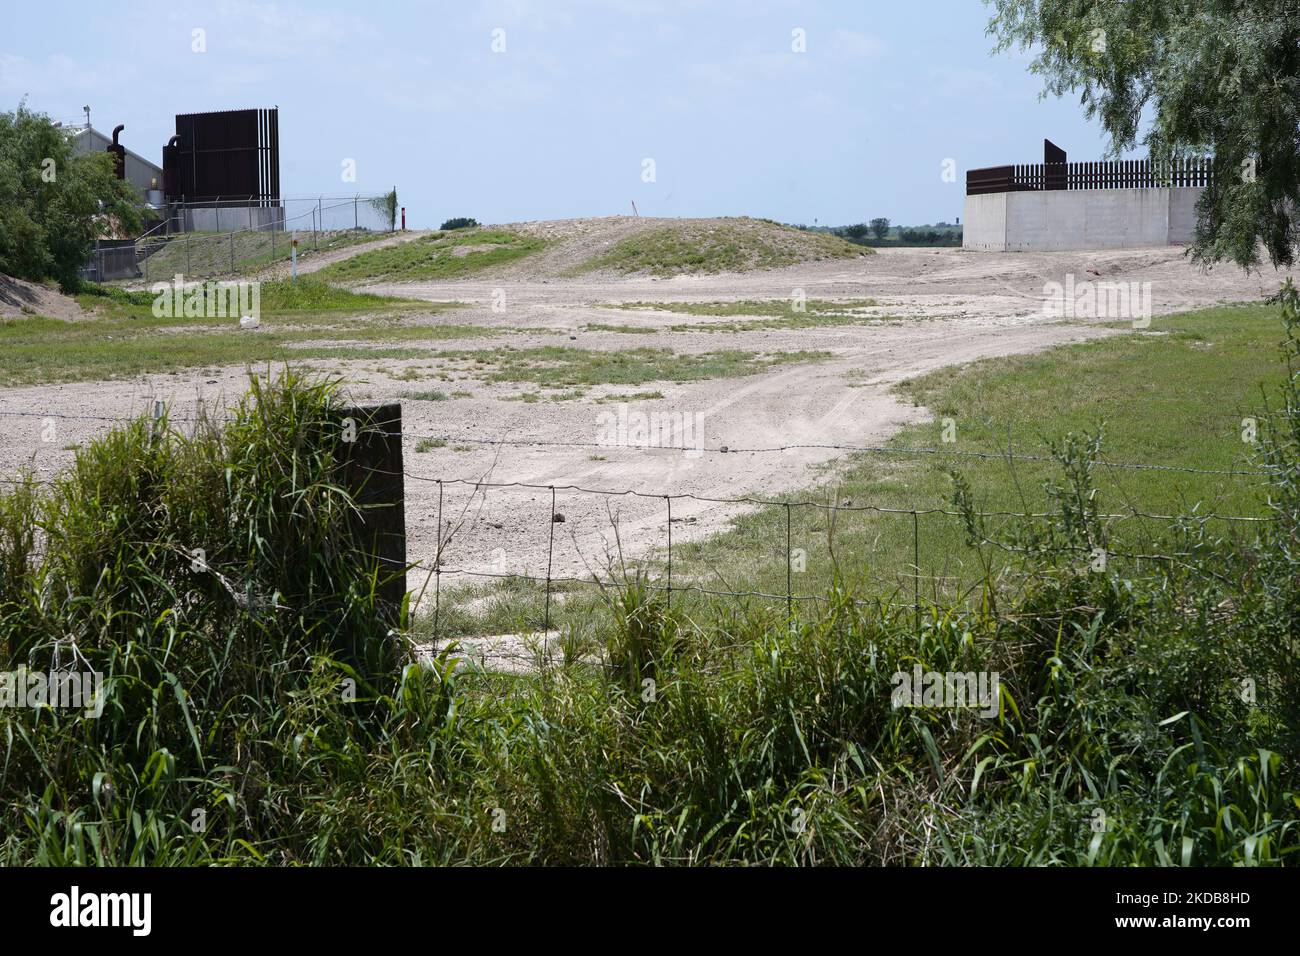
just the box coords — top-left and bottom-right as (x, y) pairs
(68, 125), (165, 204)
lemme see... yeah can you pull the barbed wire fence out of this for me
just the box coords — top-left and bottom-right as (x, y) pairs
(0, 405), (1272, 656)
(0, 409), (1270, 478)
(401, 474), (1265, 645)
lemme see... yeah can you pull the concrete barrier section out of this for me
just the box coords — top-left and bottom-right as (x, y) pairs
(963, 187), (1203, 251)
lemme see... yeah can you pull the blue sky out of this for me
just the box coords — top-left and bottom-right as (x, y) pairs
(3, 0), (1142, 228)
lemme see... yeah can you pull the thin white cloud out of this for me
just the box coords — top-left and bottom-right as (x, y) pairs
(935, 67), (1001, 98)
(0, 53), (110, 97)
(829, 29), (885, 58)
(211, 0), (378, 58)
(478, 0), (577, 32)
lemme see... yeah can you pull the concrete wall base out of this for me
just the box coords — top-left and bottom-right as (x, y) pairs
(181, 207), (283, 233)
(963, 186), (1203, 251)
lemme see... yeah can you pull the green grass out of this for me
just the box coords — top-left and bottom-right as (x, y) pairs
(504, 385), (589, 402)
(431, 345), (828, 386)
(571, 220), (869, 277)
(135, 228), (390, 281)
(606, 298), (893, 331)
(317, 229), (545, 283)
(76, 277), (425, 319)
(616, 298), (878, 317)
(585, 323), (657, 334)
(0, 279), (477, 386)
(597, 390), (665, 402)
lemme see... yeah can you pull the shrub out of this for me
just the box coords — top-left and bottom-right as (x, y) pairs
(0, 368), (404, 863)
(0, 107), (144, 289)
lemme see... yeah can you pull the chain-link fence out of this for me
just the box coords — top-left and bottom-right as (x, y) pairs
(84, 195), (398, 283)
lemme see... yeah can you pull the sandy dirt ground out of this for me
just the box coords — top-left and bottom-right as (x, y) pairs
(2, 234), (1294, 625)
(369, 235), (1286, 326)
(1, 274), (86, 322)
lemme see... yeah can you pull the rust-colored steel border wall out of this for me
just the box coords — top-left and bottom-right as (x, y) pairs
(165, 107), (280, 206)
(967, 157), (1214, 196)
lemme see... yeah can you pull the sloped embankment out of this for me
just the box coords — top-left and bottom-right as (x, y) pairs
(563, 216), (870, 277)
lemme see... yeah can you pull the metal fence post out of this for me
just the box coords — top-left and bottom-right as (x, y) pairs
(665, 495), (672, 612)
(354, 195), (358, 230)
(785, 502), (793, 622)
(544, 486), (556, 651)
(186, 234), (192, 276)
(336, 403), (407, 634)
(230, 232), (235, 274)
(433, 479), (443, 638)
(912, 510), (921, 634)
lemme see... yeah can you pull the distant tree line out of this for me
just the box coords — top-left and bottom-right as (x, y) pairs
(895, 228), (960, 246)
(822, 217), (962, 247)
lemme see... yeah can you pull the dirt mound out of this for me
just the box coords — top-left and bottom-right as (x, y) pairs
(0, 274), (86, 322)
(495, 216), (869, 279)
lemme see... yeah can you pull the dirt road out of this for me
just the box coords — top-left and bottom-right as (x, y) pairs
(368, 242), (1288, 326)
(1, 239), (1291, 608)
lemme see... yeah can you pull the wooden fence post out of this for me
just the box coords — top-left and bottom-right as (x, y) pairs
(337, 403), (407, 629)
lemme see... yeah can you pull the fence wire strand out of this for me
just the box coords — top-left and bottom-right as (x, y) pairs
(0, 404), (1273, 642)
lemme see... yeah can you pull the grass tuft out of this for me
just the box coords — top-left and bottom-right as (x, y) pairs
(318, 229), (545, 283)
